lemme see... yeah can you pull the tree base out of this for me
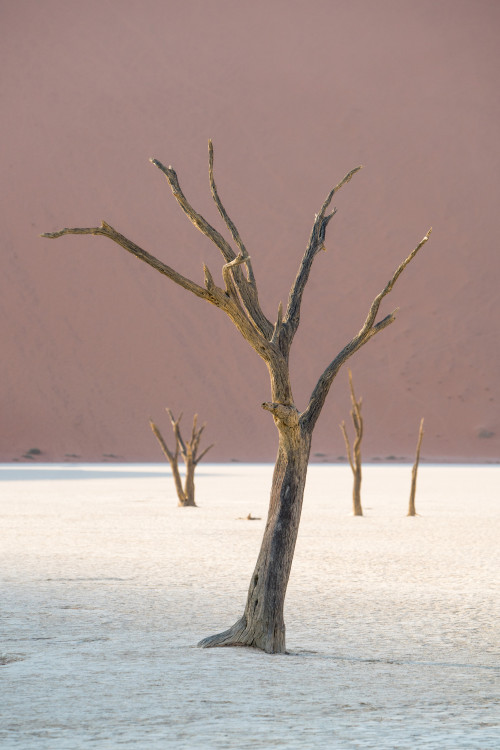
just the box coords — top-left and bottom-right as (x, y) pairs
(198, 616), (286, 654)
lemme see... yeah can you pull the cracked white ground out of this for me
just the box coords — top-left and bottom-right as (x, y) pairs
(1, 463), (498, 749)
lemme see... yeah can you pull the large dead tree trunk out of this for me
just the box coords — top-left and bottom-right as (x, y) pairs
(150, 409), (213, 507)
(408, 417), (424, 517)
(200, 419), (311, 651)
(43, 141), (431, 653)
(340, 371), (364, 516)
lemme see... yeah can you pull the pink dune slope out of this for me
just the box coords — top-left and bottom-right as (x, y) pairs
(1, 0), (499, 462)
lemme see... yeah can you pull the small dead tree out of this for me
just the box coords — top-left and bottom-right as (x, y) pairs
(150, 409), (213, 507)
(340, 370), (363, 516)
(42, 141), (431, 653)
(408, 417), (424, 517)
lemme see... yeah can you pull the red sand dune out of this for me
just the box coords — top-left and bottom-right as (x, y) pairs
(2, 0), (499, 463)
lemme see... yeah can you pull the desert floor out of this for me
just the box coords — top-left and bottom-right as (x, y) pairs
(1, 463), (498, 749)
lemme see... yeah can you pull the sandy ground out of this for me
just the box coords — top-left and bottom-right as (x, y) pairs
(1, 463), (498, 749)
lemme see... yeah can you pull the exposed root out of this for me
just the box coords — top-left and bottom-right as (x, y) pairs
(197, 616), (286, 654)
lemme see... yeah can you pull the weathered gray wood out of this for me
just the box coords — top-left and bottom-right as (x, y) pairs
(408, 418), (424, 517)
(43, 141), (431, 653)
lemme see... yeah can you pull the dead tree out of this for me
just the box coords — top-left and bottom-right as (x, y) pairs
(340, 370), (363, 516)
(408, 417), (424, 517)
(42, 141), (431, 653)
(150, 409), (213, 507)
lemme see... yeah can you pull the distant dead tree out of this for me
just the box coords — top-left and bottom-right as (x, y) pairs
(408, 417), (424, 517)
(340, 371), (364, 516)
(150, 409), (213, 507)
(42, 140), (431, 653)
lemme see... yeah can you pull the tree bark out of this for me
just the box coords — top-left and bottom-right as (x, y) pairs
(352, 465), (362, 517)
(408, 417), (424, 517)
(199, 421), (311, 653)
(184, 455), (196, 507)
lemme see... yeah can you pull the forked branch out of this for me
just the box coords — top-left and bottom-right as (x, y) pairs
(340, 421), (354, 472)
(41, 221), (211, 302)
(208, 140), (252, 279)
(149, 418), (178, 464)
(150, 158), (235, 263)
(42, 147), (275, 360)
(222, 252), (248, 297)
(358, 229), (432, 338)
(166, 408), (187, 457)
(279, 166), (362, 353)
(301, 228), (432, 432)
(208, 141), (273, 338)
(153, 143), (273, 339)
(149, 418), (186, 504)
(150, 409), (214, 507)
(165, 409), (214, 466)
(196, 443), (215, 465)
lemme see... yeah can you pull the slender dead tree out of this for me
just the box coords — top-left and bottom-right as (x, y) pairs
(42, 141), (431, 653)
(408, 417), (425, 517)
(340, 370), (363, 516)
(150, 409), (213, 507)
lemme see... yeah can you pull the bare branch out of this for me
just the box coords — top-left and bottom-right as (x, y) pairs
(190, 414), (199, 447)
(152, 150), (273, 339)
(348, 371), (363, 443)
(203, 264), (216, 292)
(42, 227), (104, 238)
(279, 166), (362, 353)
(149, 419), (177, 462)
(350, 380), (363, 453)
(270, 301), (283, 345)
(340, 421), (354, 472)
(43, 153), (275, 360)
(222, 252), (248, 296)
(208, 140), (251, 277)
(300, 317), (390, 432)
(207, 141), (274, 339)
(166, 408), (187, 458)
(150, 158), (235, 263)
(195, 443), (214, 465)
(358, 229), (432, 338)
(42, 222), (211, 302)
(192, 421), (206, 456)
(301, 229), (431, 433)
